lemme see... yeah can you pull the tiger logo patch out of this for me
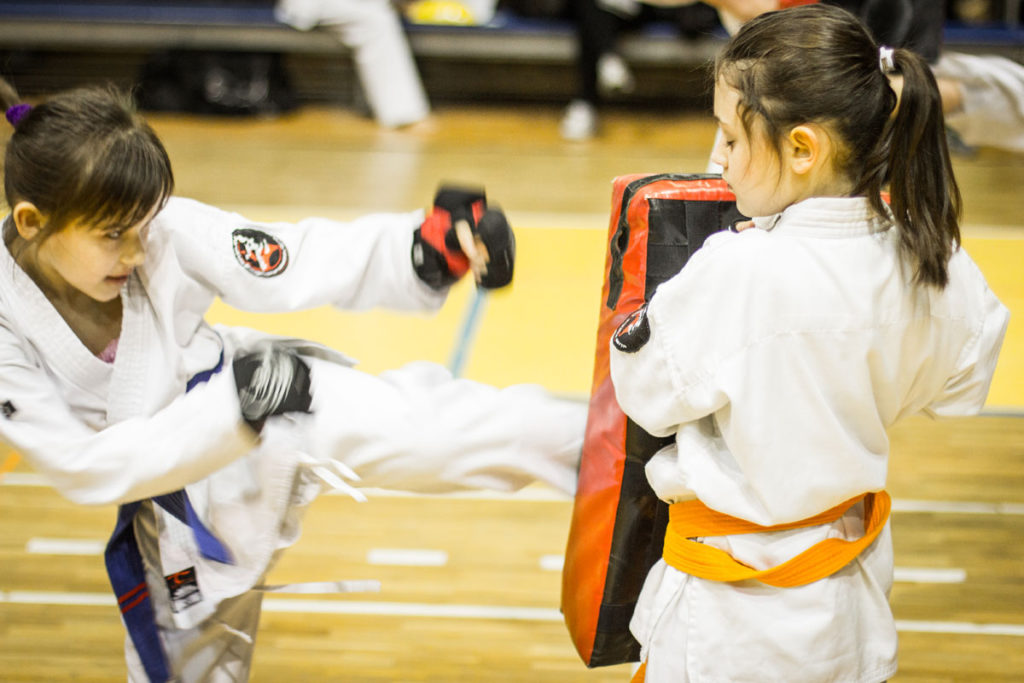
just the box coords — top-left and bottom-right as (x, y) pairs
(232, 227), (288, 277)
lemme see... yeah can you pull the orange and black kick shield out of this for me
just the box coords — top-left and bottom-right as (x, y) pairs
(561, 174), (745, 667)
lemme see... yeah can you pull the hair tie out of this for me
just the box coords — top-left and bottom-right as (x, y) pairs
(878, 46), (896, 74)
(5, 104), (32, 127)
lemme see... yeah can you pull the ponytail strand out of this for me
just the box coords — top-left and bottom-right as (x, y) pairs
(884, 48), (962, 288)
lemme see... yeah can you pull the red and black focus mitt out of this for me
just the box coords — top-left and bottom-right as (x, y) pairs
(412, 184), (515, 290)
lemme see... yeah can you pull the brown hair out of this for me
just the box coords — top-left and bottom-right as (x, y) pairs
(1, 77), (174, 239)
(715, 4), (961, 288)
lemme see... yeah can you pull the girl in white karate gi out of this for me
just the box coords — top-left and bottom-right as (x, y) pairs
(0, 78), (583, 681)
(608, 5), (1009, 682)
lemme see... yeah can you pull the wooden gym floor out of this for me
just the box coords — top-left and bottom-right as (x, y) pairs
(1, 103), (1022, 682)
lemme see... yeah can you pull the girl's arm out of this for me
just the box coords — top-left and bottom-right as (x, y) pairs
(608, 236), (744, 436)
(0, 330), (256, 505)
(159, 197), (447, 315)
(923, 256), (1010, 418)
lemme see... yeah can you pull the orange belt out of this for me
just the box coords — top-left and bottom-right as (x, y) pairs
(662, 491), (891, 588)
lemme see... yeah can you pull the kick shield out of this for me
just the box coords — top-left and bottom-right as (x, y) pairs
(561, 174), (745, 667)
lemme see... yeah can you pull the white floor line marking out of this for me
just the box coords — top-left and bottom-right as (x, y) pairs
(892, 499), (1024, 515)
(220, 206), (614, 231)
(893, 567), (967, 584)
(366, 548), (449, 567)
(6, 472), (1024, 515)
(257, 580), (380, 594)
(260, 599), (563, 621)
(960, 223), (1024, 240)
(2, 591), (114, 607)
(539, 554), (565, 572)
(0, 472), (47, 486)
(219, 205), (1024, 238)
(894, 620), (1024, 637)
(3, 590), (1023, 635)
(12, 541), (973, 587)
(335, 486), (574, 501)
(25, 538), (106, 555)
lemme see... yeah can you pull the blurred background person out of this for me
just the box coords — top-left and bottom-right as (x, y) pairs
(275, 0), (431, 128)
(647, 0), (1024, 155)
(560, 0), (720, 140)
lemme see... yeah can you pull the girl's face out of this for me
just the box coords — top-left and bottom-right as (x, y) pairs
(711, 78), (798, 218)
(33, 209), (153, 303)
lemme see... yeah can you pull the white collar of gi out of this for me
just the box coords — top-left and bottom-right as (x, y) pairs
(766, 196), (894, 238)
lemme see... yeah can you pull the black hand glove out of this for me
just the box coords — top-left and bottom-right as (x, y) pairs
(433, 185), (487, 228)
(474, 208), (515, 289)
(411, 183), (515, 290)
(233, 344), (312, 434)
(412, 184), (486, 290)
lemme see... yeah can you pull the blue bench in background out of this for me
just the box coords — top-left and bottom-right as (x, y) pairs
(0, 1), (1019, 107)
(0, 1), (1018, 62)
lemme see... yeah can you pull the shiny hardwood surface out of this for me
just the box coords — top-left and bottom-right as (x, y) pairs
(1, 103), (1022, 682)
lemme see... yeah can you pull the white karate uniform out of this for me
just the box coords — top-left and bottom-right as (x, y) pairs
(275, 0), (430, 127)
(0, 197), (585, 681)
(609, 197), (1009, 682)
(933, 51), (1024, 154)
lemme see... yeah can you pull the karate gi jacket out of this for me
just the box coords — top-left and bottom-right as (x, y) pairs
(609, 196), (1009, 682)
(0, 197), (448, 629)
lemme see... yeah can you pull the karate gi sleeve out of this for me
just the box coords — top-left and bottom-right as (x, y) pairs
(158, 197), (447, 314)
(608, 232), (750, 437)
(0, 328), (256, 505)
(924, 264), (1010, 417)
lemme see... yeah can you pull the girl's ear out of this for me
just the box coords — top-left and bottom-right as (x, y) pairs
(11, 201), (46, 241)
(786, 125), (822, 176)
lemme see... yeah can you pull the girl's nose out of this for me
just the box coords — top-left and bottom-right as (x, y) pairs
(121, 231), (146, 267)
(710, 132), (728, 169)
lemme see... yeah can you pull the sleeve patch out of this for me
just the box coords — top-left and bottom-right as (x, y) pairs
(232, 227), (288, 277)
(613, 304), (652, 353)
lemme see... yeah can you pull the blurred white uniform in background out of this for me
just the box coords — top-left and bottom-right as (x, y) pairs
(275, 0), (430, 127)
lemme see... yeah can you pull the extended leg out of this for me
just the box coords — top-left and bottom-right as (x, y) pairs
(306, 360), (586, 495)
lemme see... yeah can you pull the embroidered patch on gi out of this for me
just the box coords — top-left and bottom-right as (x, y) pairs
(613, 304), (651, 353)
(165, 567), (203, 613)
(1, 400), (16, 418)
(232, 227), (288, 277)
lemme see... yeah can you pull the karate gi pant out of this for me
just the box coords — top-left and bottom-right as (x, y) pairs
(124, 359), (586, 681)
(630, 523), (898, 683)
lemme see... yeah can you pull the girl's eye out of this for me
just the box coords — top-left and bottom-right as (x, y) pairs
(106, 230), (124, 240)
(725, 139), (735, 148)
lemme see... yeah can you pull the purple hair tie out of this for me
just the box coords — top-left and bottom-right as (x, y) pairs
(5, 104), (33, 127)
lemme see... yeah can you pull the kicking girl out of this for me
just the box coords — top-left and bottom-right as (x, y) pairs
(0, 79), (583, 681)
(608, 5), (1009, 681)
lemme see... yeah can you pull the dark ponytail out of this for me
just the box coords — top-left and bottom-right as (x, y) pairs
(868, 49), (961, 288)
(718, 4), (961, 289)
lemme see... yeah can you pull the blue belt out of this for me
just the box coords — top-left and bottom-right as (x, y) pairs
(104, 351), (233, 682)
